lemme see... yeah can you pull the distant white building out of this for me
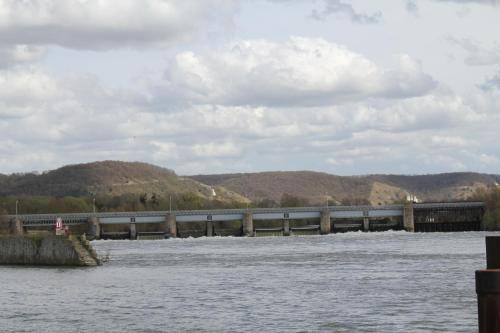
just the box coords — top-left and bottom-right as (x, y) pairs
(406, 194), (421, 203)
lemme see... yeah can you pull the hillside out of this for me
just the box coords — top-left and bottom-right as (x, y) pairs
(0, 161), (247, 203)
(190, 171), (374, 205)
(191, 171), (500, 205)
(0, 161), (498, 206)
(371, 173), (500, 202)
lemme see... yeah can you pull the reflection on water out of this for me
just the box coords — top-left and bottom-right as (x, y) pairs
(1, 231), (495, 332)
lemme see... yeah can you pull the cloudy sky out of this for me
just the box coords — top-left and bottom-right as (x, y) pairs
(0, 0), (499, 175)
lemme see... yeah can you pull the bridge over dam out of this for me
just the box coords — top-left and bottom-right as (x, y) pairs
(8, 202), (485, 239)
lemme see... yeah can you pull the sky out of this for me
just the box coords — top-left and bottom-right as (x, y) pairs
(0, 0), (499, 176)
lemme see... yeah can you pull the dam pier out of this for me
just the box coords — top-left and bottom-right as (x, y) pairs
(9, 201), (485, 240)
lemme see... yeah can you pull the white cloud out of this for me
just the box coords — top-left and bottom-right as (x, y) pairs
(430, 135), (474, 148)
(350, 92), (481, 133)
(149, 141), (179, 162)
(0, 67), (63, 120)
(0, 45), (45, 68)
(0, 0), (234, 50)
(192, 142), (242, 158)
(0, 46), (497, 176)
(0, 1), (498, 176)
(0, 66), (498, 175)
(161, 37), (436, 107)
(478, 153), (500, 165)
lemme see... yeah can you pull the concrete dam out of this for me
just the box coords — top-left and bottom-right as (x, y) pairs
(1, 219), (100, 266)
(9, 202), (485, 240)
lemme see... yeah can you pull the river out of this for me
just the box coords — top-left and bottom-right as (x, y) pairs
(0, 231), (495, 332)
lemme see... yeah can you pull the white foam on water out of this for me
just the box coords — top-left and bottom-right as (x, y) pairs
(2, 231), (499, 332)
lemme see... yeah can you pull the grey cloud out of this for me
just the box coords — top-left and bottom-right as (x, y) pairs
(448, 37), (500, 66)
(0, 45), (45, 68)
(406, 1), (419, 14)
(480, 70), (500, 90)
(435, 0), (498, 4)
(0, 0), (234, 50)
(311, 0), (382, 23)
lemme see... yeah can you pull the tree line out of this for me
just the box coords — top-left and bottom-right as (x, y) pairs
(470, 186), (500, 230)
(3, 189), (496, 228)
(0, 192), (324, 215)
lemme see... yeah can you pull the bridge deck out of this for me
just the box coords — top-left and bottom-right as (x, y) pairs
(8, 202), (485, 226)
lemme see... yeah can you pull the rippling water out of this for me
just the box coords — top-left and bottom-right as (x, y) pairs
(1, 231), (496, 332)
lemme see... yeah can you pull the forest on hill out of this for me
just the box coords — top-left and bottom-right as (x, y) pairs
(0, 160), (498, 215)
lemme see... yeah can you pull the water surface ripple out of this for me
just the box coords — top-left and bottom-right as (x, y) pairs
(1, 231), (495, 332)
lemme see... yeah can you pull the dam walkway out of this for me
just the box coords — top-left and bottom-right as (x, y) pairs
(8, 202), (485, 239)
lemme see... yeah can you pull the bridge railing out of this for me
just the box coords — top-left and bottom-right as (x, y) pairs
(6, 201), (485, 224)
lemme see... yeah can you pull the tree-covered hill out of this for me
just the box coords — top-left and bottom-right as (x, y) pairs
(1, 161), (498, 213)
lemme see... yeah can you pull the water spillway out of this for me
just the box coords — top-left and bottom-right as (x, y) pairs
(9, 202), (485, 239)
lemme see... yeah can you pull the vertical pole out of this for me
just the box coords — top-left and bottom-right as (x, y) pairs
(404, 202), (415, 232)
(12, 200), (19, 235)
(243, 211), (254, 237)
(476, 236), (500, 332)
(480, 206), (486, 231)
(320, 209), (331, 235)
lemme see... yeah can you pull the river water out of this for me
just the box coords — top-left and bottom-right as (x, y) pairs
(0, 231), (496, 332)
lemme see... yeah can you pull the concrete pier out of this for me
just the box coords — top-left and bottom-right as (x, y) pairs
(9, 218), (23, 235)
(363, 211), (370, 231)
(87, 217), (100, 240)
(476, 236), (500, 332)
(243, 212), (254, 237)
(283, 220), (290, 236)
(166, 214), (177, 238)
(403, 202), (415, 232)
(0, 234), (99, 266)
(206, 221), (214, 237)
(129, 223), (137, 240)
(320, 209), (331, 235)
(363, 218), (370, 231)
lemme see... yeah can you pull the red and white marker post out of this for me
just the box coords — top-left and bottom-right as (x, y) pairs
(55, 217), (65, 236)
